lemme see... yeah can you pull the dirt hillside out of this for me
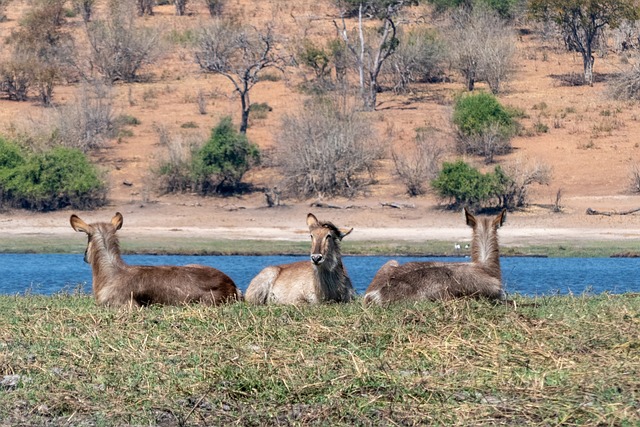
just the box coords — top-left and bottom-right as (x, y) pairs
(1, 0), (640, 247)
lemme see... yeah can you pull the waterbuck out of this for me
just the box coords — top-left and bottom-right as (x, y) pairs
(245, 213), (356, 304)
(364, 208), (507, 305)
(70, 212), (242, 307)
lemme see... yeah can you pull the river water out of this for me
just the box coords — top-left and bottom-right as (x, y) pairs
(0, 254), (638, 297)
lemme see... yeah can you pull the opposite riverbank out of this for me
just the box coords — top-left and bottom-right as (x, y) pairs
(0, 293), (638, 426)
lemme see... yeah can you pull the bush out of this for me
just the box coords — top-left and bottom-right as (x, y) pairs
(276, 97), (382, 198)
(86, 0), (164, 83)
(382, 27), (445, 93)
(431, 160), (498, 208)
(17, 83), (116, 152)
(0, 139), (106, 210)
(191, 117), (260, 194)
(393, 127), (445, 196)
(452, 92), (516, 162)
(432, 158), (550, 210)
(608, 60), (640, 100)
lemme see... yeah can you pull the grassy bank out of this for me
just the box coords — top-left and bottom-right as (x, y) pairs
(0, 293), (638, 426)
(1, 234), (639, 257)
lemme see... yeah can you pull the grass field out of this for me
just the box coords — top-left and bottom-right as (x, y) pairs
(0, 293), (638, 426)
(2, 234), (640, 258)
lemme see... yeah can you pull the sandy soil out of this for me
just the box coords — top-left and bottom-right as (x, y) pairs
(1, 1), (640, 250)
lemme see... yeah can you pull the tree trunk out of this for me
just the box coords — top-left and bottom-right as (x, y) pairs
(240, 90), (250, 134)
(583, 52), (594, 86)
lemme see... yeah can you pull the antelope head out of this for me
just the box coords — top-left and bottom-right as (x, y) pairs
(70, 212), (123, 264)
(306, 213), (352, 268)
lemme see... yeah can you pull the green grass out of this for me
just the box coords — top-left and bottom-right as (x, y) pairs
(0, 293), (638, 425)
(1, 235), (639, 257)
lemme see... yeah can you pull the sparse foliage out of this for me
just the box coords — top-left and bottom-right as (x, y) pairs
(382, 27), (445, 93)
(528, 0), (640, 86)
(276, 97), (382, 198)
(608, 57), (640, 100)
(5, 0), (76, 106)
(446, 5), (517, 93)
(630, 163), (640, 192)
(136, 0), (154, 16)
(174, 0), (187, 16)
(194, 21), (286, 133)
(493, 158), (551, 209)
(72, 0), (95, 22)
(203, 0), (225, 17)
(155, 126), (201, 194)
(86, 0), (164, 83)
(335, 0), (419, 110)
(393, 127), (445, 196)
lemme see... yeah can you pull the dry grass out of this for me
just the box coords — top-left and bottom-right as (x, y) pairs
(0, 293), (638, 426)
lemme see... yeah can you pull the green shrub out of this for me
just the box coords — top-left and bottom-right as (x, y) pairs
(431, 160), (498, 208)
(452, 92), (517, 162)
(0, 140), (106, 210)
(453, 92), (515, 138)
(191, 117), (259, 194)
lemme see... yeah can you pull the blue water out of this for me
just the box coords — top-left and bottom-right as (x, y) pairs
(0, 254), (638, 297)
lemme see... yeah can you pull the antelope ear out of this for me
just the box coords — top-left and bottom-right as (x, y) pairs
(338, 227), (353, 240)
(464, 207), (476, 228)
(112, 212), (124, 231)
(70, 215), (90, 234)
(494, 209), (507, 228)
(306, 213), (319, 228)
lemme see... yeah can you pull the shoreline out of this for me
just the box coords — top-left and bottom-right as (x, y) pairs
(1, 228), (639, 257)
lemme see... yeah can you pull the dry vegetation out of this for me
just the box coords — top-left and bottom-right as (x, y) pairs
(0, 0), (639, 211)
(0, 293), (638, 426)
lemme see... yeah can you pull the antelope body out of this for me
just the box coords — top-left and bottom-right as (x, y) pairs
(70, 212), (241, 307)
(364, 209), (507, 305)
(245, 213), (356, 304)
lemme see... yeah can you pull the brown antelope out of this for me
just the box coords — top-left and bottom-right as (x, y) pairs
(364, 208), (507, 305)
(245, 213), (356, 304)
(70, 212), (241, 307)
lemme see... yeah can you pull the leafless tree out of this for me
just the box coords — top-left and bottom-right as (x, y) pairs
(382, 27), (445, 93)
(630, 163), (640, 193)
(174, 0), (187, 16)
(4, 0), (77, 106)
(72, 0), (95, 22)
(194, 20), (287, 133)
(17, 82), (116, 152)
(0, 0), (11, 22)
(85, 0), (164, 83)
(393, 127), (445, 196)
(203, 0), (224, 17)
(445, 5), (517, 93)
(334, 1), (418, 110)
(456, 122), (512, 164)
(608, 57), (640, 100)
(276, 96), (383, 198)
(136, 0), (154, 16)
(495, 158), (551, 209)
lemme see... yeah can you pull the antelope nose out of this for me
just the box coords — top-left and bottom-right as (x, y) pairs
(311, 254), (324, 265)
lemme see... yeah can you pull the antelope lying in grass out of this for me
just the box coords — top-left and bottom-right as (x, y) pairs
(70, 212), (241, 307)
(245, 213), (356, 304)
(364, 208), (507, 305)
